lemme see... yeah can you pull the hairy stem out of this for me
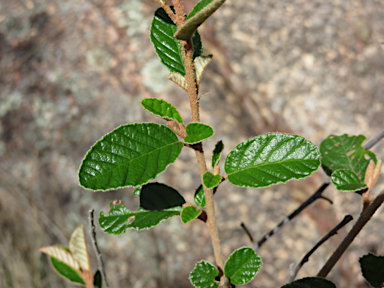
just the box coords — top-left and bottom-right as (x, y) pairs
(317, 191), (384, 277)
(173, 0), (227, 284)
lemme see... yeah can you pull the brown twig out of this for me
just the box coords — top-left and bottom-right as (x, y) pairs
(172, 0), (227, 286)
(290, 214), (353, 282)
(88, 209), (109, 288)
(317, 191), (384, 278)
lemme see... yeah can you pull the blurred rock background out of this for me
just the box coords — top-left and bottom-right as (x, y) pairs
(0, 0), (383, 287)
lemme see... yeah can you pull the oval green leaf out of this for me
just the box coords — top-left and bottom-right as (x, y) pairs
(320, 134), (376, 178)
(175, 0), (226, 40)
(141, 98), (183, 123)
(225, 133), (320, 188)
(194, 184), (206, 207)
(282, 277), (337, 288)
(99, 202), (181, 233)
(212, 140), (224, 168)
(203, 172), (221, 189)
(50, 257), (85, 285)
(181, 205), (201, 224)
(140, 182), (185, 211)
(331, 169), (367, 192)
(359, 253), (384, 288)
(78, 123), (183, 191)
(150, 8), (202, 76)
(184, 123), (214, 144)
(224, 247), (262, 285)
(189, 260), (219, 288)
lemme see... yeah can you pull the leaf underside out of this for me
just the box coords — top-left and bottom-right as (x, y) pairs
(78, 123), (183, 191)
(225, 133), (320, 188)
(175, 0), (226, 40)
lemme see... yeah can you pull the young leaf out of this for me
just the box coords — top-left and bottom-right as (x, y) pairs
(331, 169), (367, 191)
(175, 0), (226, 40)
(224, 247), (262, 285)
(320, 134), (376, 178)
(194, 184), (206, 207)
(212, 140), (224, 168)
(99, 202), (181, 233)
(50, 257), (85, 285)
(69, 225), (91, 273)
(184, 123), (214, 144)
(203, 172), (221, 189)
(189, 260), (219, 288)
(40, 246), (80, 272)
(359, 253), (384, 288)
(140, 182), (186, 211)
(79, 123), (183, 191)
(141, 98), (183, 123)
(150, 8), (202, 76)
(225, 133), (320, 188)
(281, 277), (337, 288)
(181, 205), (201, 223)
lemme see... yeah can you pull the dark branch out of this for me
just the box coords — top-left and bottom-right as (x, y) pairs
(363, 129), (384, 150)
(289, 214), (353, 282)
(240, 222), (254, 242)
(88, 209), (109, 288)
(252, 182), (331, 250)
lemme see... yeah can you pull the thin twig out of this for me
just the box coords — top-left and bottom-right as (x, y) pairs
(240, 222), (254, 242)
(363, 129), (384, 150)
(317, 191), (384, 277)
(88, 209), (109, 288)
(289, 214), (353, 282)
(247, 182), (331, 250)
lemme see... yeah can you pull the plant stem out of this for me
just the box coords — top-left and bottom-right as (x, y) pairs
(172, 0), (227, 284)
(317, 191), (384, 277)
(88, 209), (109, 288)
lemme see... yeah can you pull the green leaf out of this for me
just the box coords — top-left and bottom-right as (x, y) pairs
(224, 247), (262, 285)
(99, 202), (181, 233)
(175, 0), (226, 40)
(184, 123), (214, 144)
(141, 98), (183, 123)
(359, 253), (384, 287)
(225, 133), (320, 188)
(150, 8), (202, 76)
(78, 123), (183, 191)
(331, 169), (367, 191)
(212, 140), (224, 168)
(203, 172), (221, 189)
(93, 270), (103, 288)
(282, 277), (337, 288)
(194, 184), (206, 207)
(181, 206), (201, 223)
(320, 134), (376, 178)
(189, 261), (219, 288)
(140, 182), (185, 210)
(50, 257), (85, 285)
